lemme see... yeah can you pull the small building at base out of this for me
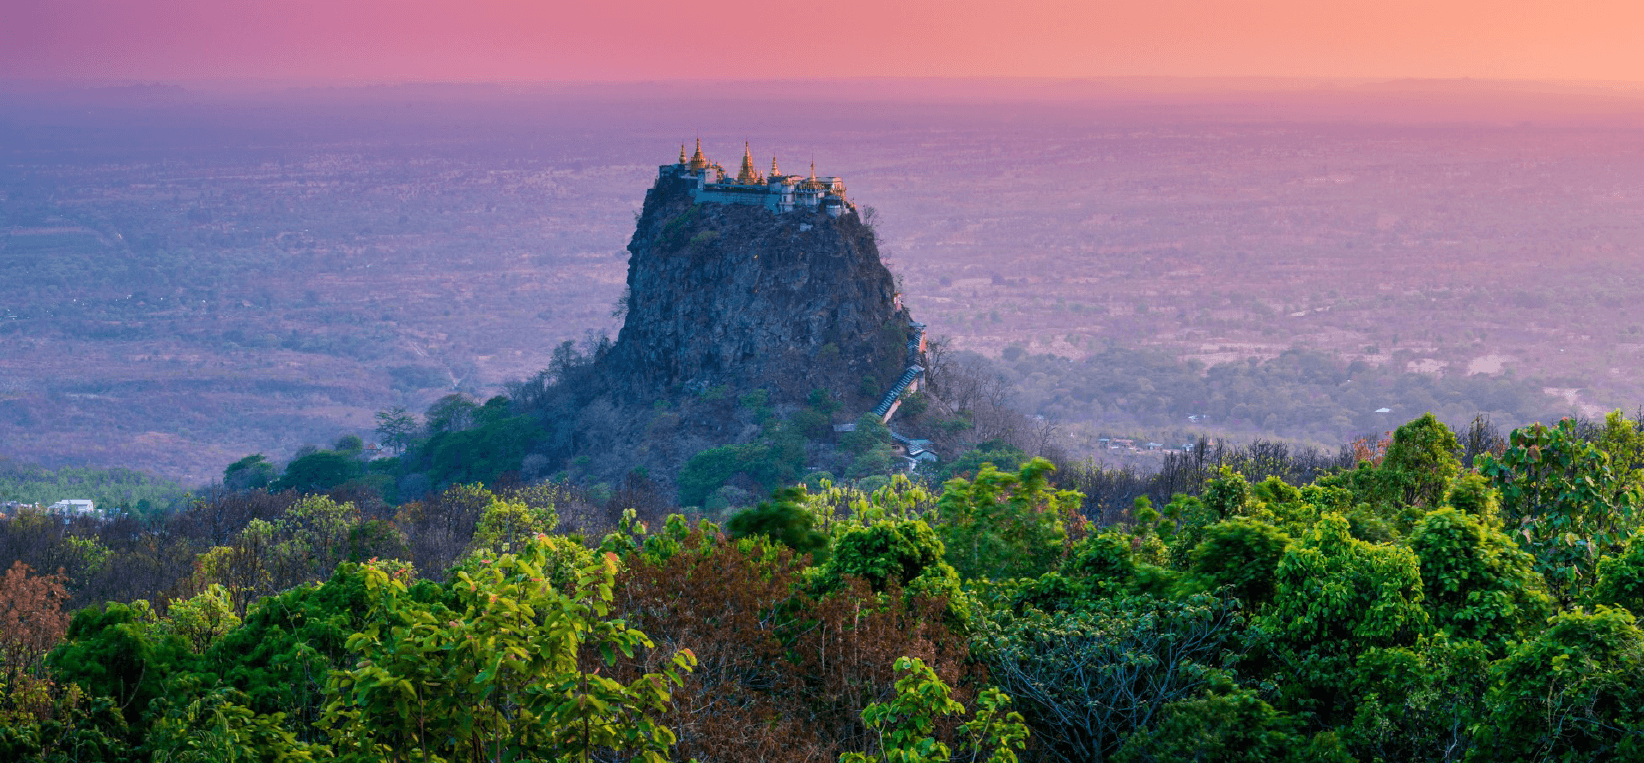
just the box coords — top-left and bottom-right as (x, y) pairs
(49, 499), (97, 516)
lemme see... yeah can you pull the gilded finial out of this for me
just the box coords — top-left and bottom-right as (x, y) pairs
(678, 144), (687, 164)
(771, 156), (780, 176)
(736, 141), (762, 185)
(689, 138), (708, 171)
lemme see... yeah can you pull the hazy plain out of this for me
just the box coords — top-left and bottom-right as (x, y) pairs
(3, 79), (1643, 479)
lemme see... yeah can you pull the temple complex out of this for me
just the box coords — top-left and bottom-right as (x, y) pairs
(659, 140), (852, 216)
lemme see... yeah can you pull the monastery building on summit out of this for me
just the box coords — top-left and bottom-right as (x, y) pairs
(660, 140), (853, 217)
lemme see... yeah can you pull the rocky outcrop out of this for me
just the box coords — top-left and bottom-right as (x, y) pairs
(601, 171), (911, 405)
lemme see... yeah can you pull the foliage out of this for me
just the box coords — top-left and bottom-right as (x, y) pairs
(1381, 413), (1463, 508)
(937, 458), (1084, 581)
(1408, 506), (1551, 649)
(677, 440), (803, 509)
(470, 496), (559, 555)
(841, 414), (894, 456)
(321, 539), (696, 763)
(0, 686), (134, 763)
(146, 687), (326, 762)
(162, 584), (242, 654)
(1064, 533), (1138, 595)
(1343, 635), (1492, 763)
(271, 450), (362, 493)
(1468, 607), (1644, 762)
(420, 400), (543, 487)
(828, 519), (950, 593)
(840, 656), (1029, 763)
(373, 406), (418, 455)
(1113, 680), (1352, 763)
(1261, 513), (1429, 723)
(1180, 519), (1291, 608)
(727, 486), (831, 562)
(0, 562), (70, 721)
(16, 412), (1644, 762)
(223, 454), (277, 492)
(1594, 536), (1644, 615)
(0, 460), (186, 517)
(936, 441), (1029, 483)
(48, 601), (188, 724)
(1596, 409), (1644, 486)
(975, 593), (1247, 763)
(1478, 418), (1642, 602)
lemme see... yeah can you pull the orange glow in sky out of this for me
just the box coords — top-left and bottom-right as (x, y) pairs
(4, 0), (1644, 84)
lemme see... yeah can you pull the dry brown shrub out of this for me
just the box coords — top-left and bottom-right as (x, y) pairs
(0, 561), (70, 722)
(1352, 432), (1392, 466)
(611, 531), (976, 763)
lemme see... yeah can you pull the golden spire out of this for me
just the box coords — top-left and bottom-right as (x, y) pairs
(770, 156), (780, 176)
(736, 141), (761, 185)
(678, 144), (687, 164)
(689, 138), (707, 171)
(802, 160), (822, 190)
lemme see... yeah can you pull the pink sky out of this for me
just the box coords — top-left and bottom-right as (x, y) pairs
(4, 0), (1644, 84)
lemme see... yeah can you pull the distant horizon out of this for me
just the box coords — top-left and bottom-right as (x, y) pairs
(8, 74), (1644, 94)
(9, 72), (1644, 87)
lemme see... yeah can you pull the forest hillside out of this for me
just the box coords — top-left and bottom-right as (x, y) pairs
(2, 411), (1643, 762)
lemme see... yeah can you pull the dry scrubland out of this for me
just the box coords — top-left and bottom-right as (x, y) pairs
(3, 81), (1643, 479)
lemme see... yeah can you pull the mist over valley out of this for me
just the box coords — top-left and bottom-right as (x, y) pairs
(3, 79), (1642, 480)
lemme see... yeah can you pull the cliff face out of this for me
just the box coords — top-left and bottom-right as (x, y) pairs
(602, 172), (909, 404)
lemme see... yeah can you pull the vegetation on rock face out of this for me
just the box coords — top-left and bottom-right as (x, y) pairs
(4, 412), (1644, 762)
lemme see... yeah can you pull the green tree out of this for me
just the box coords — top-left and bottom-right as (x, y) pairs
(332, 435), (365, 455)
(224, 454), (277, 491)
(1468, 607), (1644, 762)
(164, 584), (242, 655)
(937, 458), (1083, 581)
(48, 601), (189, 725)
(1596, 409), (1644, 488)
(840, 656), (1029, 763)
(829, 519), (950, 593)
(1594, 535), (1644, 616)
(321, 540), (696, 763)
(976, 593), (1247, 763)
(469, 496), (559, 555)
(727, 487), (831, 562)
(1478, 419), (1642, 602)
(936, 442), (1028, 483)
(374, 406), (418, 455)
(1115, 681), (1352, 763)
(346, 519), (410, 564)
(424, 393), (479, 435)
(1201, 468), (1252, 520)
(1180, 519), (1291, 608)
(1408, 507), (1551, 649)
(1382, 413), (1463, 509)
(276, 495), (361, 584)
(1343, 635), (1492, 763)
(1261, 513), (1430, 723)
(147, 687), (326, 762)
(677, 444), (757, 507)
(841, 413), (893, 456)
(1064, 533), (1138, 595)
(271, 450), (361, 493)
